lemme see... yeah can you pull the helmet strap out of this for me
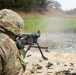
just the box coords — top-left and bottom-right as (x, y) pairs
(0, 25), (17, 40)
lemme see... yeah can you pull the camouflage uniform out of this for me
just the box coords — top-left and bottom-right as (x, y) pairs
(0, 9), (26, 75)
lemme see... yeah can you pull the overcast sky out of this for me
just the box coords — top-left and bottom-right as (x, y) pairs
(55, 0), (76, 10)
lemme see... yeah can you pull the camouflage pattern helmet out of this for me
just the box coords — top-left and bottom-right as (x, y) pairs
(0, 9), (24, 35)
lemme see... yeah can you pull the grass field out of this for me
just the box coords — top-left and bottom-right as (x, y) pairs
(41, 18), (76, 32)
(23, 16), (76, 33)
(23, 17), (41, 33)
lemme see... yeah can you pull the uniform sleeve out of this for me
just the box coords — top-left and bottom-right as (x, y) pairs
(0, 38), (16, 75)
(0, 34), (26, 75)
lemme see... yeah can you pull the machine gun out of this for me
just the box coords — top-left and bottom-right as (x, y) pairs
(15, 30), (48, 60)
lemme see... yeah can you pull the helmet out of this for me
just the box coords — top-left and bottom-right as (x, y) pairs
(0, 9), (24, 35)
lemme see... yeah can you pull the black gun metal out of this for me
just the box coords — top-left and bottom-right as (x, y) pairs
(15, 30), (48, 60)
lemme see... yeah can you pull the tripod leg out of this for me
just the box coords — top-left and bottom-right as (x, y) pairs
(24, 45), (31, 57)
(36, 42), (48, 60)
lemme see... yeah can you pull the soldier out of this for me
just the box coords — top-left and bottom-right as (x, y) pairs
(0, 9), (26, 75)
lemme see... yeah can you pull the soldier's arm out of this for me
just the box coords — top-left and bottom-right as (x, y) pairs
(0, 39), (15, 75)
(0, 34), (26, 75)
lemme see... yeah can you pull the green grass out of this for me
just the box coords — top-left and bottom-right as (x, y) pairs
(23, 16), (76, 33)
(41, 18), (76, 32)
(23, 17), (41, 33)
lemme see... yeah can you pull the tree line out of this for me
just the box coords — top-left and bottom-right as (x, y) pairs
(1, 0), (76, 15)
(0, 0), (61, 12)
(65, 8), (76, 15)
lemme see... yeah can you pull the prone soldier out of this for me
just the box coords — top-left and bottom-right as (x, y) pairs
(0, 9), (26, 75)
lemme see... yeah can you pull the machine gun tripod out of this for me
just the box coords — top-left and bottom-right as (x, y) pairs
(15, 30), (48, 60)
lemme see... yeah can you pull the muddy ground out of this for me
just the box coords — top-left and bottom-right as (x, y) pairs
(23, 32), (76, 75)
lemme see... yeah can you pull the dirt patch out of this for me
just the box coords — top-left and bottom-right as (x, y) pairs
(39, 32), (76, 53)
(23, 51), (76, 75)
(17, 11), (43, 18)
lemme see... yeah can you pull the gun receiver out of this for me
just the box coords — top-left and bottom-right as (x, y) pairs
(15, 30), (48, 60)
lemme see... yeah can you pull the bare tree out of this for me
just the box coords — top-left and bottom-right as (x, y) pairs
(54, 1), (61, 11)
